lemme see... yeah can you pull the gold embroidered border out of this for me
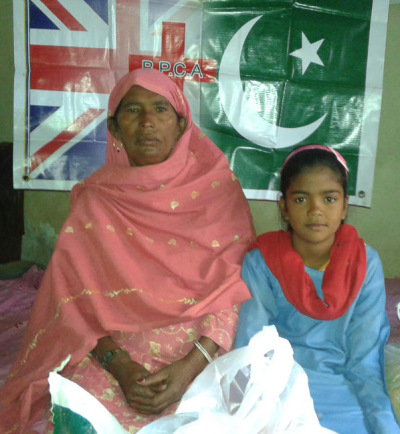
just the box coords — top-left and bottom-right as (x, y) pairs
(4, 423), (19, 434)
(8, 287), (200, 379)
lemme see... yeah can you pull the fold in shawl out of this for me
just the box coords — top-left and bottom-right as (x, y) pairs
(0, 69), (255, 432)
(252, 225), (367, 320)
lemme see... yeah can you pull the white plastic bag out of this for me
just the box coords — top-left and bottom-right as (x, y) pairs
(385, 343), (400, 420)
(141, 326), (335, 433)
(49, 356), (129, 434)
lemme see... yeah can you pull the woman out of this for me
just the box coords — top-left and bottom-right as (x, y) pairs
(0, 68), (255, 433)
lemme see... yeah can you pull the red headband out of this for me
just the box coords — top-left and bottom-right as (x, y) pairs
(281, 145), (349, 177)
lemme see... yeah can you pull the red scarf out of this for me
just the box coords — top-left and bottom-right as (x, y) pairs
(252, 225), (366, 320)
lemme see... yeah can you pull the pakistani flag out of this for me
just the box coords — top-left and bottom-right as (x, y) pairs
(12, 0), (388, 206)
(200, 0), (388, 206)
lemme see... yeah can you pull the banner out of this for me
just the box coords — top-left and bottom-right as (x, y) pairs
(13, 0), (390, 206)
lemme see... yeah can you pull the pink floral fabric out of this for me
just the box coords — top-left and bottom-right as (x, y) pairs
(46, 309), (237, 433)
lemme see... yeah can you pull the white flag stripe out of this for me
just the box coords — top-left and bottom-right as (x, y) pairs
(29, 110), (107, 180)
(30, 0), (117, 49)
(29, 90), (109, 155)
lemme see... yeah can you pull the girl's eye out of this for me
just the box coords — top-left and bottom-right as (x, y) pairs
(295, 197), (306, 204)
(325, 196), (336, 203)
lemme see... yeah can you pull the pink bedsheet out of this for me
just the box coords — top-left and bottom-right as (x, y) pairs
(0, 266), (44, 387)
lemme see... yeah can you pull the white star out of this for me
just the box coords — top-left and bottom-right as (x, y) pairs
(290, 32), (324, 75)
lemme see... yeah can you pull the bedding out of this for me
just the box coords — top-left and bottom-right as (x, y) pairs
(0, 265), (399, 428)
(0, 265), (44, 388)
(386, 278), (400, 344)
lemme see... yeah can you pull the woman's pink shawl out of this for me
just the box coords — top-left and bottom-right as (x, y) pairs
(0, 69), (255, 432)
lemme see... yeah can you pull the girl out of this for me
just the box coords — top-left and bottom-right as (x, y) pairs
(235, 145), (399, 433)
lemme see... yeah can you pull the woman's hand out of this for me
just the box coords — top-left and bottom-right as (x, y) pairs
(129, 337), (219, 414)
(126, 357), (196, 414)
(92, 336), (161, 405)
(93, 335), (219, 414)
(108, 354), (162, 404)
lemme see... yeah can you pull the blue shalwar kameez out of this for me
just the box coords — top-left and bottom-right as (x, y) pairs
(235, 245), (399, 433)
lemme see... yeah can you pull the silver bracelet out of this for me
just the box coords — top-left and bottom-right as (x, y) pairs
(193, 340), (213, 364)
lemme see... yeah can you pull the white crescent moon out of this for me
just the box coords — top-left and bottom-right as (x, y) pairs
(218, 16), (327, 149)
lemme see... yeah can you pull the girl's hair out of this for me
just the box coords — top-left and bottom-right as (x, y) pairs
(280, 145), (348, 200)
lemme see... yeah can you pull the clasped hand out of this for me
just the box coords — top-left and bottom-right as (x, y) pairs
(113, 357), (195, 414)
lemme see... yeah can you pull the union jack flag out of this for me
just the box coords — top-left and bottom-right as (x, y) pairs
(13, 0), (210, 190)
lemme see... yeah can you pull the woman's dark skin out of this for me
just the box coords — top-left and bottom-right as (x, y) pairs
(93, 84), (219, 414)
(93, 335), (218, 414)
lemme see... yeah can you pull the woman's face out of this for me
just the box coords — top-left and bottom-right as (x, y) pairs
(108, 85), (186, 166)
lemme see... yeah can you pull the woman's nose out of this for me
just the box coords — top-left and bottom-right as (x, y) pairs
(139, 110), (155, 126)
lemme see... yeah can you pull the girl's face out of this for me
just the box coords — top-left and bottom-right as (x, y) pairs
(279, 165), (348, 255)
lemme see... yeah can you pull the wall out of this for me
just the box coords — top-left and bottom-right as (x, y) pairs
(1, 2), (399, 276)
